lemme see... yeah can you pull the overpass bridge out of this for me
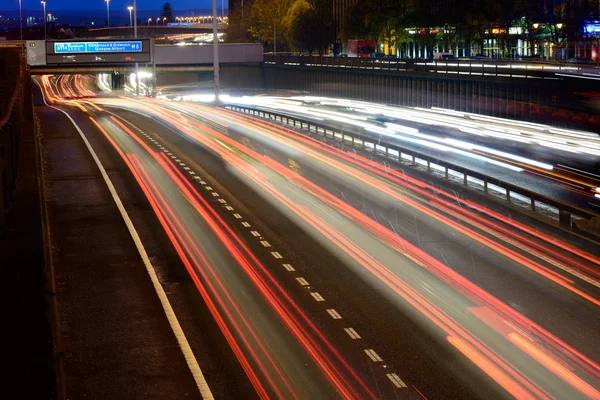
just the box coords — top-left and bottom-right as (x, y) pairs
(26, 40), (262, 74)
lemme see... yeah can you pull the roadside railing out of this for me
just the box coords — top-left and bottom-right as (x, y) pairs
(224, 104), (600, 239)
(263, 55), (598, 80)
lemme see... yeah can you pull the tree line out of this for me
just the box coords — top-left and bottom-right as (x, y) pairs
(227, 0), (600, 56)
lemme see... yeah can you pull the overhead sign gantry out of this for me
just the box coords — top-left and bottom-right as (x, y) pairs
(45, 39), (151, 64)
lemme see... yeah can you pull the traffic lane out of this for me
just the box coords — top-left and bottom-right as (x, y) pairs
(195, 108), (600, 362)
(198, 126), (597, 399)
(105, 106), (499, 399)
(119, 104), (598, 399)
(229, 97), (600, 175)
(91, 114), (378, 399)
(233, 104), (600, 212)
(92, 109), (421, 399)
(43, 101), (261, 399)
(184, 104), (600, 296)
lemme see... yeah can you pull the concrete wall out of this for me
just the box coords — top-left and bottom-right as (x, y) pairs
(154, 43), (263, 65)
(0, 49), (24, 228)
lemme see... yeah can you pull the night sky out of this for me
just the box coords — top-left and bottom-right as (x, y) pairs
(5, 0), (219, 11)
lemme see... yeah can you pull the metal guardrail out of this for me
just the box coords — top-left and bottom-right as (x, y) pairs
(0, 40), (25, 48)
(224, 104), (600, 237)
(263, 55), (599, 80)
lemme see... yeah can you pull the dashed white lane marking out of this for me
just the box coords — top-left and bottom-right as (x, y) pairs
(364, 349), (383, 362)
(296, 277), (309, 286)
(311, 292), (325, 302)
(386, 373), (408, 388)
(344, 328), (361, 339)
(128, 110), (411, 392)
(282, 263), (295, 272)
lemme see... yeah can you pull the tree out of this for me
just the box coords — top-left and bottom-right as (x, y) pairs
(292, 0), (335, 54)
(248, 0), (295, 51)
(292, 0), (335, 55)
(161, 2), (174, 23)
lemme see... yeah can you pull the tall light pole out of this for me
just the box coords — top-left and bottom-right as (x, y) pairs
(127, 6), (133, 26)
(212, 0), (219, 101)
(148, 18), (151, 26)
(133, 0), (139, 95)
(18, 0), (22, 43)
(105, 0), (110, 27)
(41, 1), (47, 40)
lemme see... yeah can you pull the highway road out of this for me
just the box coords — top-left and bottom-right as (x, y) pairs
(199, 95), (600, 216)
(38, 75), (600, 399)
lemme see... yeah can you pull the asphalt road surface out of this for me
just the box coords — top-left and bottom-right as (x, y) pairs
(37, 75), (600, 399)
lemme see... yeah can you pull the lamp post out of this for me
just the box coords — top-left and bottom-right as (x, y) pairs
(156, 17), (159, 25)
(148, 17), (151, 26)
(105, 0), (110, 27)
(163, 17), (166, 25)
(127, 6), (133, 26)
(18, 0), (22, 44)
(212, 0), (219, 101)
(133, 0), (138, 96)
(41, 1), (47, 40)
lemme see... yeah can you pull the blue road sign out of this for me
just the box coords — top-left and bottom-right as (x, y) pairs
(54, 41), (143, 54)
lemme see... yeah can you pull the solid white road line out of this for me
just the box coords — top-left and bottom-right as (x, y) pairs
(38, 89), (214, 399)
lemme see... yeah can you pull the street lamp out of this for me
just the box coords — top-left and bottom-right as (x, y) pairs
(41, 1), (46, 40)
(163, 17), (166, 25)
(212, 0), (219, 101)
(127, 6), (133, 26)
(148, 17), (151, 26)
(18, 0), (22, 43)
(156, 17), (160, 25)
(105, 0), (110, 27)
